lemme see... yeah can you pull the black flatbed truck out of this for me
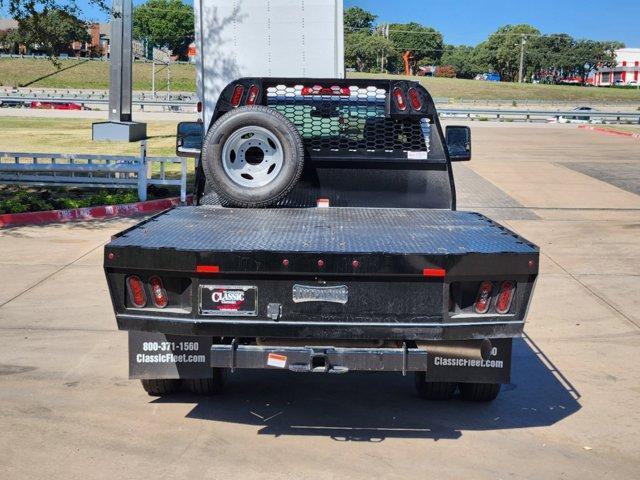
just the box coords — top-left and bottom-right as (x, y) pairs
(104, 78), (539, 401)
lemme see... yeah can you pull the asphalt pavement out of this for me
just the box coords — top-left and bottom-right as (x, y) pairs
(1, 123), (639, 479)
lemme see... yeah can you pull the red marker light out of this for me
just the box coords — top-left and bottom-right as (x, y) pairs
(282, 259), (290, 267)
(474, 281), (493, 314)
(352, 260), (360, 269)
(495, 281), (515, 314)
(196, 265), (220, 273)
(393, 87), (407, 111)
(126, 275), (147, 308)
(408, 88), (423, 110)
(246, 85), (260, 105)
(423, 268), (446, 278)
(317, 259), (325, 268)
(230, 85), (244, 107)
(301, 85), (350, 96)
(149, 276), (168, 309)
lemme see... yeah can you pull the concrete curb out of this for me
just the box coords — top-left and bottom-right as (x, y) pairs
(578, 125), (640, 139)
(0, 196), (189, 228)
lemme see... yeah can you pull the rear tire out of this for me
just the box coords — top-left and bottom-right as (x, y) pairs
(186, 369), (228, 395)
(459, 382), (501, 402)
(414, 372), (456, 400)
(140, 379), (181, 396)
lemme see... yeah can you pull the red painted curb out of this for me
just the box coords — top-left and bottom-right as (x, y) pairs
(578, 125), (640, 139)
(0, 196), (190, 228)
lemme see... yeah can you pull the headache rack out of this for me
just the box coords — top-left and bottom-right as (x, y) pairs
(213, 78), (448, 168)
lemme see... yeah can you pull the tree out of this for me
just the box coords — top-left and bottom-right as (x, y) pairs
(0, 1), (107, 60)
(387, 22), (443, 75)
(475, 24), (540, 82)
(440, 45), (487, 79)
(133, 0), (194, 59)
(344, 6), (376, 34)
(12, 9), (89, 57)
(528, 34), (575, 83)
(0, 28), (18, 53)
(345, 31), (395, 72)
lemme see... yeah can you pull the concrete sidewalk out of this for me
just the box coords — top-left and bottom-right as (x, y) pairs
(1, 123), (639, 480)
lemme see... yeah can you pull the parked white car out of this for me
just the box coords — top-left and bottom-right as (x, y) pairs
(548, 106), (604, 124)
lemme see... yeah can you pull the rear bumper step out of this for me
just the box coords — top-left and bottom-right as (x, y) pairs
(117, 314), (525, 341)
(211, 344), (428, 374)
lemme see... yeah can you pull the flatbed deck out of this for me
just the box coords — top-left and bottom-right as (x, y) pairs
(108, 206), (537, 275)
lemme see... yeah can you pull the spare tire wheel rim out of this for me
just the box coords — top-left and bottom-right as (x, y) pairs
(221, 126), (285, 188)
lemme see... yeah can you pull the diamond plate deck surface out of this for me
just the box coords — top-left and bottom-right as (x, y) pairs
(110, 207), (537, 255)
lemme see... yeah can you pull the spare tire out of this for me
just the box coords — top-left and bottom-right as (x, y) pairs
(201, 106), (305, 207)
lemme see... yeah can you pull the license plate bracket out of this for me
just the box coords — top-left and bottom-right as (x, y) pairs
(199, 285), (258, 316)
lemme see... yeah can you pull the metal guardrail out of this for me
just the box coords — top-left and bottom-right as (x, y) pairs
(439, 108), (640, 123)
(0, 141), (188, 202)
(2, 94), (639, 122)
(0, 95), (195, 109)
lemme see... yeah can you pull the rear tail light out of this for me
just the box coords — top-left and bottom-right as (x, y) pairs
(196, 101), (203, 113)
(246, 85), (260, 105)
(149, 276), (168, 309)
(495, 281), (515, 314)
(230, 85), (245, 107)
(392, 87), (407, 111)
(126, 275), (147, 308)
(474, 281), (493, 314)
(408, 88), (423, 110)
(301, 85), (351, 96)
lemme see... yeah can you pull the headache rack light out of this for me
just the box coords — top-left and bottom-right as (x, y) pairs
(301, 85), (351, 96)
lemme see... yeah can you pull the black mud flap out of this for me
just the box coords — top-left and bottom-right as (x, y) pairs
(425, 338), (512, 384)
(128, 331), (212, 379)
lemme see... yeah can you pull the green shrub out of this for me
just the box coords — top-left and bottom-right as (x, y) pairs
(0, 187), (147, 214)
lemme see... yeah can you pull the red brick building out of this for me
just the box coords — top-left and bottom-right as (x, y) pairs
(0, 18), (110, 57)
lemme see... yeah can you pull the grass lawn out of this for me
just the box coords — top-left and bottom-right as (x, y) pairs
(0, 58), (196, 91)
(350, 73), (640, 103)
(0, 117), (179, 155)
(0, 117), (194, 213)
(2, 58), (640, 103)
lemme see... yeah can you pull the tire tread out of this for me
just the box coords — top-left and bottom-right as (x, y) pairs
(140, 379), (181, 396)
(459, 382), (501, 402)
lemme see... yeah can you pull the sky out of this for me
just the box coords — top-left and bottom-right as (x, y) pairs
(3, 0), (639, 47)
(344, 0), (640, 47)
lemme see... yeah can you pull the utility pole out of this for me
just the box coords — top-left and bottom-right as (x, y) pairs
(518, 35), (527, 83)
(379, 23), (389, 73)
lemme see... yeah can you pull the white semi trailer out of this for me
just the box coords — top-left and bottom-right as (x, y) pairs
(194, 0), (345, 127)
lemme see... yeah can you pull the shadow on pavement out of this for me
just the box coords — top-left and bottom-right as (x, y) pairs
(153, 336), (580, 442)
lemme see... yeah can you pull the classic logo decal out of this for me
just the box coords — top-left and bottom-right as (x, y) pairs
(211, 289), (245, 305)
